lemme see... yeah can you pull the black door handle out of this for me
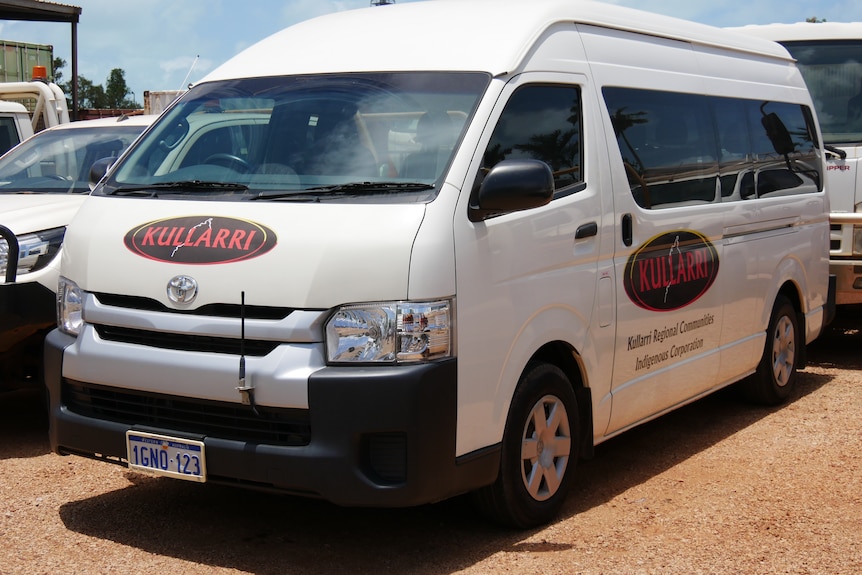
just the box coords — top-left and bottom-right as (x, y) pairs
(621, 213), (633, 246)
(575, 221), (598, 239)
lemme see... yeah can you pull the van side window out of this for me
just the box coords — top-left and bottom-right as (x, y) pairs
(604, 88), (822, 208)
(482, 84), (583, 193)
(604, 88), (718, 209)
(745, 101), (822, 198)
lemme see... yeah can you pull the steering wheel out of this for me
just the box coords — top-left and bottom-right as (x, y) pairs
(204, 153), (252, 173)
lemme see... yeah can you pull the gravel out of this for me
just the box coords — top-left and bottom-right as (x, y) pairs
(1, 309), (860, 575)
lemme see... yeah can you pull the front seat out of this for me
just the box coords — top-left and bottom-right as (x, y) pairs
(401, 111), (455, 180)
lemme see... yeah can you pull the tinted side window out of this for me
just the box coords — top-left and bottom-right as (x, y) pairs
(604, 87), (822, 208)
(747, 101), (821, 198)
(604, 88), (718, 209)
(482, 84), (583, 192)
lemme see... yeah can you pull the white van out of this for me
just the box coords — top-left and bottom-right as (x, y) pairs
(731, 22), (862, 307)
(46, 0), (833, 528)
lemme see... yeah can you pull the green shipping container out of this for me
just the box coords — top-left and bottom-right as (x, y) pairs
(0, 40), (53, 83)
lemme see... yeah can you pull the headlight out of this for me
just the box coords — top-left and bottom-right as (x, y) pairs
(326, 299), (453, 364)
(0, 226), (65, 278)
(57, 276), (84, 336)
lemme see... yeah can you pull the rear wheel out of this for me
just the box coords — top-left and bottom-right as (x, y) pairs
(742, 295), (800, 405)
(473, 362), (580, 528)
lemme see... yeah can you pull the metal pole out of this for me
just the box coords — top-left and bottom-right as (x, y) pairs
(71, 20), (78, 121)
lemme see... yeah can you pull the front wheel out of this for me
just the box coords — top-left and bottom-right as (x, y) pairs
(473, 362), (580, 528)
(742, 295), (800, 405)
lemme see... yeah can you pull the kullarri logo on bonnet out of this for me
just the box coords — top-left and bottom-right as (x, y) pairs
(124, 216), (277, 264)
(623, 230), (719, 312)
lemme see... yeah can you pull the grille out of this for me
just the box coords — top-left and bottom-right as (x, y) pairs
(94, 324), (279, 356)
(63, 380), (311, 446)
(94, 292), (293, 319)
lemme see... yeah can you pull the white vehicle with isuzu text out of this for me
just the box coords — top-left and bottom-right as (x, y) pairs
(732, 22), (862, 306)
(0, 115), (155, 390)
(47, 0), (834, 528)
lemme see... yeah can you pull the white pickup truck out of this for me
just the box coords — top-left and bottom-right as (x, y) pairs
(0, 115), (155, 391)
(0, 77), (72, 156)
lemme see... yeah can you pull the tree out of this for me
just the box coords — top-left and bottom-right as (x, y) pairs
(77, 76), (106, 108)
(806, 17), (827, 23)
(52, 57), (66, 84)
(105, 68), (132, 108)
(53, 60), (140, 110)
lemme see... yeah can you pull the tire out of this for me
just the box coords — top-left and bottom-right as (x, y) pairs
(743, 295), (800, 405)
(473, 362), (580, 529)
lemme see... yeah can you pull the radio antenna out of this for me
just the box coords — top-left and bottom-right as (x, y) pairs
(236, 291), (260, 416)
(179, 54), (199, 90)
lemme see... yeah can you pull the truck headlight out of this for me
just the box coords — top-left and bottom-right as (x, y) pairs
(57, 276), (84, 336)
(325, 299), (453, 364)
(0, 226), (65, 277)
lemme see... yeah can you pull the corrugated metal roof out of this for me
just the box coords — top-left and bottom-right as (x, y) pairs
(0, 0), (82, 119)
(0, 0), (81, 23)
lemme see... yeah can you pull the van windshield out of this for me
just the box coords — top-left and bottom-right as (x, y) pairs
(102, 72), (489, 202)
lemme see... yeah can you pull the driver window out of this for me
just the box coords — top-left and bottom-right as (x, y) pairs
(481, 84), (583, 193)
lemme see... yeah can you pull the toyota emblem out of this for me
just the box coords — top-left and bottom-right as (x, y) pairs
(167, 275), (198, 304)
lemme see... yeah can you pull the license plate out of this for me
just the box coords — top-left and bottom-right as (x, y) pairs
(125, 431), (206, 482)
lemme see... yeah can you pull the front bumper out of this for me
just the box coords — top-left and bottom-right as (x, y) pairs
(45, 328), (499, 507)
(1, 280), (55, 389)
(831, 260), (862, 306)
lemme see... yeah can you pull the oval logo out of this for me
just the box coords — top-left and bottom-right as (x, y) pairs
(623, 230), (719, 312)
(124, 216), (277, 264)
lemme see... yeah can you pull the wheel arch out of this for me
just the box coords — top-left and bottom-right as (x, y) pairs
(529, 341), (595, 459)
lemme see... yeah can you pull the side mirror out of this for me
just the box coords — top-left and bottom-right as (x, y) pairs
(88, 157), (115, 190)
(761, 112), (795, 156)
(469, 159), (554, 222)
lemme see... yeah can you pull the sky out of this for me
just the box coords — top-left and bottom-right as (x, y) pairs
(1, 0), (862, 105)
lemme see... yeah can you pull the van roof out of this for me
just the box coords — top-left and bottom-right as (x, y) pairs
(730, 21), (862, 42)
(203, 0), (791, 82)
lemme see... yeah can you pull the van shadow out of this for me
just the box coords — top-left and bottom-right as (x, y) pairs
(57, 367), (833, 575)
(564, 368), (831, 519)
(807, 304), (862, 369)
(0, 388), (49, 460)
(565, 310), (852, 519)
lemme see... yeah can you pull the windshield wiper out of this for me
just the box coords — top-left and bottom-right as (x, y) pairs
(108, 180), (249, 196)
(249, 181), (434, 201)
